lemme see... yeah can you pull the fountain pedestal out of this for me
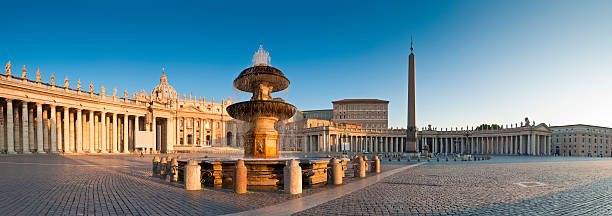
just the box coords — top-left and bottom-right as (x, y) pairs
(244, 116), (279, 158)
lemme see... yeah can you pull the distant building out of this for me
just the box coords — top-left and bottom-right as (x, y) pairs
(302, 109), (333, 120)
(419, 118), (552, 156)
(550, 124), (612, 157)
(332, 99), (389, 129)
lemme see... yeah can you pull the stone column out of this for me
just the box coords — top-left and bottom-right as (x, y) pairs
(50, 105), (57, 153)
(28, 105), (34, 153)
(36, 103), (44, 153)
(6, 99), (15, 154)
(536, 135), (540, 155)
(479, 137), (483, 154)
(199, 119), (204, 146)
(88, 111), (94, 153)
(527, 134), (532, 155)
(519, 135), (529, 154)
(210, 120), (215, 146)
(62, 107), (70, 153)
(134, 116), (139, 151)
(56, 109), (63, 153)
(101, 112), (107, 153)
(94, 114), (99, 153)
(123, 114), (129, 153)
(22, 102), (30, 154)
(0, 101), (3, 153)
(301, 136), (307, 152)
(69, 110), (75, 153)
(471, 137), (475, 154)
(502, 136), (506, 154)
(112, 113), (118, 153)
(152, 116), (157, 152)
(76, 109), (82, 153)
(42, 107), (48, 152)
(182, 118), (186, 145)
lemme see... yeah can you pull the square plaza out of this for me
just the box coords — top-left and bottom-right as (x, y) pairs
(2, 154), (612, 215)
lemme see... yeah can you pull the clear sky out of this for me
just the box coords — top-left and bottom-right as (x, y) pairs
(2, 0), (611, 129)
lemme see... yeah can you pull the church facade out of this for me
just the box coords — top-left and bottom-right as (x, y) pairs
(0, 61), (238, 154)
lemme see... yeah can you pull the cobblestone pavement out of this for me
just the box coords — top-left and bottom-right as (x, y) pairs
(0, 153), (406, 216)
(3, 154), (611, 216)
(295, 156), (612, 216)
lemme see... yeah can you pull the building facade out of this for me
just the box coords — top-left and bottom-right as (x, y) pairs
(332, 99), (389, 129)
(276, 112), (407, 153)
(551, 124), (612, 157)
(0, 61), (239, 154)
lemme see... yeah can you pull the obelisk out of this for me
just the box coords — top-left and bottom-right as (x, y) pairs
(406, 39), (418, 153)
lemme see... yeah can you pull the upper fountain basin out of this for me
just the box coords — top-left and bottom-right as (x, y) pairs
(226, 100), (296, 122)
(234, 66), (290, 93)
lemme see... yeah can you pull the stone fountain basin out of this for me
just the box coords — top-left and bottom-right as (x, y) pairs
(234, 65), (290, 93)
(226, 100), (296, 122)
(177, 157), (351, 190)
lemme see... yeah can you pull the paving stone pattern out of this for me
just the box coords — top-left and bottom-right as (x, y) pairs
(295, 157), (612, 215)
(2, 154), (611, 216)
(0, 154), (404, 216)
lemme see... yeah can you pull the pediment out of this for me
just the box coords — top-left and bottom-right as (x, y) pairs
(534, 123), (551, 132)
(177, 105), (205, 113)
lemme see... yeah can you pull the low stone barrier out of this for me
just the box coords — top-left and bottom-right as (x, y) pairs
(233, 159), (247, 194)
(185, 160), (201, 191)
(284, 159), (302, 194)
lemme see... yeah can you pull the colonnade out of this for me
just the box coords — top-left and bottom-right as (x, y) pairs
(302, 134), (406, 153)
(0, 98), (146, 154)
(419, 134), (552, 155)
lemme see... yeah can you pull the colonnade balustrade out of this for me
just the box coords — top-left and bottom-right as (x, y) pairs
(0, 98), (148, 154)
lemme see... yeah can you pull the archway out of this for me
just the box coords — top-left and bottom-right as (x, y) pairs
(226, 132), (233, 146)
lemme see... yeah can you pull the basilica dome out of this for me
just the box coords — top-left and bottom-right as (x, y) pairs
(151, 70), (178, 105)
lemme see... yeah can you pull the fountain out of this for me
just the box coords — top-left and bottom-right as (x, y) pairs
(175, 45), (351, 190)
(226, 45), (296, 158)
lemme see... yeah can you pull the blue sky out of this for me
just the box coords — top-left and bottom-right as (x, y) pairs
(2, 0), (611, 128)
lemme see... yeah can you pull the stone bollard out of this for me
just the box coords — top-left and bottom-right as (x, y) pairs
(330, 158), (343, 185)
(352, 157), (360, 177)
(170, 158), (179, 182)
(159, 157), (168, 178)
(363, 156), (369, 172)
(184, 160), (201, 191)
(164, 157), (173, 182)
(284, 159), (302, 194)
(233, 159), (247, 194)
(358, 157), (366, 178)
(373, 155), (381, 173)
(152, 156), (160, 177)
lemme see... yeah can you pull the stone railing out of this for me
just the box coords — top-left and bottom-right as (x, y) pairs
(0, 72), (144, 106)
